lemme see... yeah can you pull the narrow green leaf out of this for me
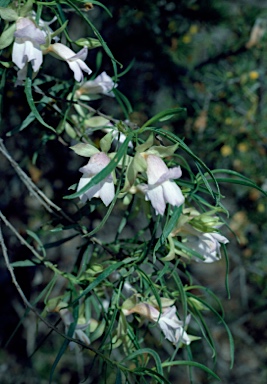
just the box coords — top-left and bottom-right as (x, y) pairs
(0, 68), (6, 126)
(49, 335), (71, 383)
(209, 177), (267, 196)
(173, 239), (205, 261)
(44, 234), (78, 249)
(113, 88), (133, 115)
(222, 243), (231, 299)
(98, 306), (118, 349)
(20, 0), (34, 17)
(161, 361), (220, 380)
(71, 261), (124, 305)
(122, 347), (164, 377)
(190, 304), (217, 359)
(26, 229), (46, 257)
(137, 267), (162, 313)
(172, 270), (188, 326)
(133, 367), (170, 384)
(195, 162), (216, 201)
(11, 260), (37, 267)
(50, 20), (68, 40)
(0, 23), (16, 49)
(0, 0), (12, 7)
(185, 285), (225, 318)
(117, 58), (135, 78)
(24, 75), (56, 132)
(187, 293), (235, 368)
(154, 205), (183, 253)
(49, 303), (80, 383)
(139, 108), (186, 132)
(70, 142), (99, 157)
(90, 1), (113, 17)
(0, 7), (18, 21)
(115, 368), (122, 384)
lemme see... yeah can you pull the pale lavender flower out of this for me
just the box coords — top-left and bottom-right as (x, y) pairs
(47, 43), (92, 82)
(77, 152), (115, 206)
(12, 17), (46, 77)
(185, 227), (229, 263)
(139, 154), (184, 215)
(155, 306), (191, 345)
(123, 303), (191, 345)
(76, 71), (117, 97)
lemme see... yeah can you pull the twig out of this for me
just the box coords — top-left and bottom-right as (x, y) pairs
(0, 210), (44, 262)
(77, 100), (138, 130)
(34, 86), (139, 131)
(0, 210), (85, 282)
(0, 139), (74, 222)
(0, 139), (58, 212)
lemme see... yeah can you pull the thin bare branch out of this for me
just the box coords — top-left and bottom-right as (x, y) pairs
(0, 139), (74, 223)
(0, 210), (44, 262)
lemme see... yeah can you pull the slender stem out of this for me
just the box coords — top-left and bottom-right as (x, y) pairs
(0, 210), (44, 262)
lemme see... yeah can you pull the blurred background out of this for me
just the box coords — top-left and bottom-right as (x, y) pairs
(1, 0), (267, 383)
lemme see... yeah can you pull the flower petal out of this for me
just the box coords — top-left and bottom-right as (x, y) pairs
(212, 232), (229, 244)
(68, 58), (92, 82)
(15, 18), (46, 44)
(47, 43), (92, 81)
(12, 41), (27, 69)
(98, 179), (115, 206)
(77, 152), (114, 206)
(162, 180), (185, 207)
(146, 155), (169, 184)
(146, 185), (166, 215)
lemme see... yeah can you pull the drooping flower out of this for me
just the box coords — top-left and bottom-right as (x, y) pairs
(184, 226), (229, 263)
(77, 152), (115, 206)
(12, 17), (46, 83)
(169, 209), (229, 262)
(76, 71), (117, 97)
(46, 43), (92, 82)
(123, 302), (191, 345)
(31, 11), (59, 41)
(138, 154), (184, 215)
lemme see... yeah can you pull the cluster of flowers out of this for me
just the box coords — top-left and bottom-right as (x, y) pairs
(50, 294), (192, 349)
(72, 135), (228, 264)
(68, 128), (228, 348)
(1, 2), (230, 353)
(0, 5), (96, 84)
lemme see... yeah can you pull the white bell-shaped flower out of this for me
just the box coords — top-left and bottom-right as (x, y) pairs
(77, 152), (115, 206)
(139, 154), (184, 215)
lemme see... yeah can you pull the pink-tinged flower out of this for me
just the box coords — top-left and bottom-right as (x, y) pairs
(139, 154), (184, 215)
(46, 43), (92, 82)
(185, 229), (229, 263)
(12, 17), (46, 75)
(123, 303), (191, 345)
(77, 152), (115, 206)
(76, 71), (117, 97)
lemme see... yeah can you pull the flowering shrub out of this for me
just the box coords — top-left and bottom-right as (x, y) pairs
(0, 1), (266, 383)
